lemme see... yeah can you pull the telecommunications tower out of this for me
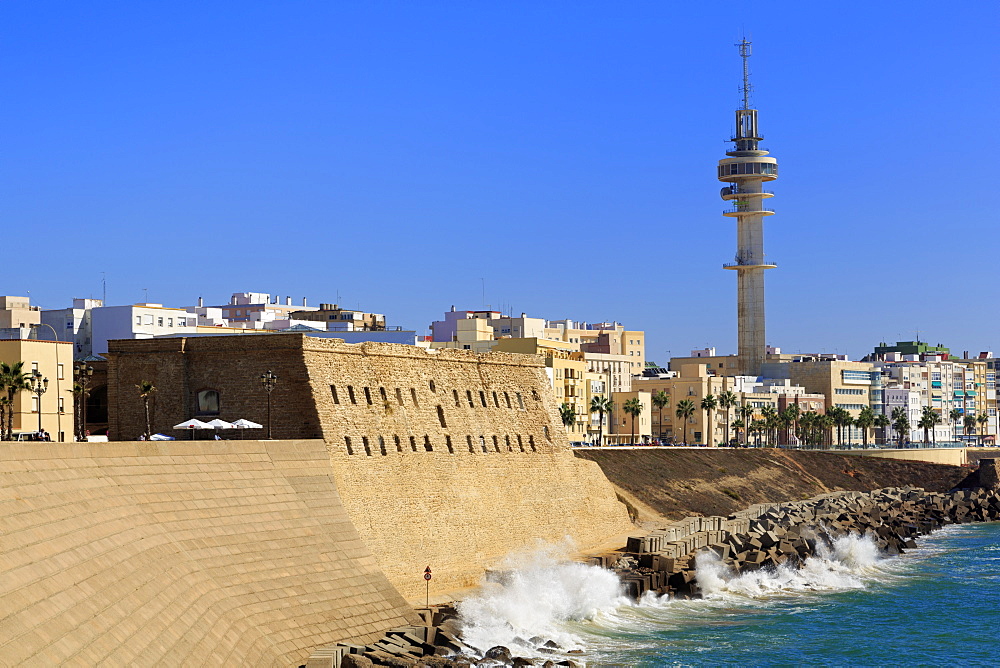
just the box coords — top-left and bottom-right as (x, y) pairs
(718, 39), (778, 377)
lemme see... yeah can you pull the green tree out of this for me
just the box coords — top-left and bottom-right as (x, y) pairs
(834, 408), (854, 447)
(731, 417), (745, 446)
(0, 362), (32, 440)
(820, 412), (836, 447)
(651, 391), (669, 442)
(759, 405), (777, 447)
(918, 407), (941, 446)
(855, 406), (875, 448)
(977, 412), (989, 446)
(798, 411), (817, 447)
(559, 402), (577, 429)
(718, 390), (738, 446)
(873, 413), (890, 446)
(590, 395), (614, 447)
(136, 380), (157, 439)
(949, 408), (962, 443)
(738, 404), (755, 445)
(963, 413), (977, 443)
(700, 394), (718, 446)
(891, 406), (909, 447)
(675, 399), (696, 444)
(623, 397), (644, 445)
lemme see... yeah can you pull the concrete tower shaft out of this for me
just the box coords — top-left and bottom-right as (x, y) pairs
(717, 39), (778, 377)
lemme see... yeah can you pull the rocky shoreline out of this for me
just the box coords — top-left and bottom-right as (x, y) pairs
(303, 460), (1000, 668)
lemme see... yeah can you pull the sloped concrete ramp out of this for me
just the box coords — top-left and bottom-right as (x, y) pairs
(0, 440), (417, 666)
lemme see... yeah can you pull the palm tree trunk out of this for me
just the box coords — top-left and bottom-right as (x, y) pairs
(143, 399), (151, 439)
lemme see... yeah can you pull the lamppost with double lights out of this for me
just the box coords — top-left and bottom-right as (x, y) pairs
(28, 370), (49, 437)
(259, 370), (278, 439)
(74, 361), (94, 441)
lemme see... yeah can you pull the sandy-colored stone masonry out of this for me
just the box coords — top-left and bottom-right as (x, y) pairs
(106, 335), (633, 598)
(0, 440), (418, 666)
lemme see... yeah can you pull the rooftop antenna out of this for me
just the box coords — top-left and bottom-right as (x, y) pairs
(102, 272), (107, 304)
(738, 37), (753, 110)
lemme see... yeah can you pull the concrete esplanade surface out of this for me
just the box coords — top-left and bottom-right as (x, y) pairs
(1, 335), (633, 665)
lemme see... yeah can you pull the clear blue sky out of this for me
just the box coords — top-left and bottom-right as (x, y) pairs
(2, 2), (996, 361)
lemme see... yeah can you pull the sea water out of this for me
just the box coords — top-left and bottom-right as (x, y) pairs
(457, 523), (1000, 666)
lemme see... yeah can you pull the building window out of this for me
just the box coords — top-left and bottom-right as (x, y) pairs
(58, 398), (64, 414)
(197, 390), (220, 415)
(364, 387), (372, 405)
(57, 364), (64, 380)
(31, 362), (39, 372)
(167, 318), (173, 327)
(32, 396), (39, 413)
(135, 316), (141, 326)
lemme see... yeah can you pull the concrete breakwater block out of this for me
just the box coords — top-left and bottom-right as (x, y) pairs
(613, 482), (1000, 601)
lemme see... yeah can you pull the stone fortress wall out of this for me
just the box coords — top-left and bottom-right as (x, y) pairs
(0, 439), (418, 666)
(107, 335), (633, 597)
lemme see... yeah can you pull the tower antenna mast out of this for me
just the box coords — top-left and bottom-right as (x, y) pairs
(738, 38), (753, 110)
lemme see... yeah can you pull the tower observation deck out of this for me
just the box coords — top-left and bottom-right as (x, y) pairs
(718, 39), (778, 377)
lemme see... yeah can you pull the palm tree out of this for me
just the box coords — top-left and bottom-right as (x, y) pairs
(0, 362), (32, 440)
(136, 380), (157, 439)
(891, 406), (910, 447)
(977, 412), (989, 446)
(873, 413), (890, 446)
(0, 395), (8, 441)
(623, 398), (644, 445)
(963, 414), (977, 444)
(833, 408), (854, 448)
(651, 391), (669, 442)
(739, 405), (755, 445)
(798, 411), (817, 447)
(675, 399), (696, 444)
(820, 412), (836, 447)
(718, 390), (738, 446)
(700, 394), (718, 446)
(782, 402), (801, 447)
(777, 410), (793, 447)
(731, 418), (745, 446)
(759, 405), (777, 447)
(949, 408), (962, 444)
(559, 402), (576, 429)
(856, 407), (875, 448)
(589, 396), (613, 447)
(918, 407), (941, 446)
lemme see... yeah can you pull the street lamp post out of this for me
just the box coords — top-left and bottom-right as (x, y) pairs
(74, 361), (94, 441)
(259, 370), (278, 439)
(28, 370), (49, 437)
(31, 322), (63, 441)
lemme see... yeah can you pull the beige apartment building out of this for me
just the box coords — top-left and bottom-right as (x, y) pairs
(289, 303), (386, 331)
(0, 337), (75, 441)
(0, 296), (41, 330)
(633, 363), (825, 446)
(605, 390), (651, 445)
(545, 321), (645, 375)
(493, 338), (589, 439)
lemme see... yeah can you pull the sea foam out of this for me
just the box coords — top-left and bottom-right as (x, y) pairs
(456, 540), (628, 656)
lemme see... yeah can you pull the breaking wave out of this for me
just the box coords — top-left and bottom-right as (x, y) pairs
(457, 533), (903, 661)
(456, 540), (629, 656)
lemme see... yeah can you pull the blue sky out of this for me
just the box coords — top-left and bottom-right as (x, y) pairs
(2, 2), (996, 361)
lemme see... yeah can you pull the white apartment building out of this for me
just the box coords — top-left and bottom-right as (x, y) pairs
(91, 304), (200, 355)
(40, 298), (103, 359)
